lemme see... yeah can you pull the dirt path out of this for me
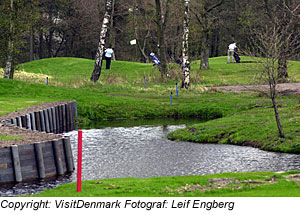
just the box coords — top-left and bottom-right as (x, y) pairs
(210, 82), (300, 95)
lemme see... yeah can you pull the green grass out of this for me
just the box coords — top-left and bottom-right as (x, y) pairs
(29, 171), (300, 197)
(2, 56), (300, 196)
(0, 135), (24, 141)
(17, 56), (300, 87)
(168, 95), (300, 153)
(190, 56), (300, 85)
(0, 97), (44, 115)
(1, 57), (300, 153)
(17, 57), (156, 86)
(0, 78), (225, 120)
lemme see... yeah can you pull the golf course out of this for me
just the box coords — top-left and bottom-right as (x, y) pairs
(1, 56), (300, 196)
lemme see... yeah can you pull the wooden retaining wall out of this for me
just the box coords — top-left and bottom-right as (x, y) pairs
(0, 101), (77, 184)
(0, 137), (74, 183)
(2, 101), (77, 134)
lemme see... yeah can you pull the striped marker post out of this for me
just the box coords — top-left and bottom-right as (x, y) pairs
(176, 83), (179, 98)
(170, 92), (173, 105)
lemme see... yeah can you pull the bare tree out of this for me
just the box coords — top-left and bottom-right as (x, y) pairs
(131, 0), (154, 63)
(262, 0), (300, 80)
(246, 25), (297, 138)
(181, 0), (190, 89)
(90, 0), (113, 82)
(191, 0), (223, 70)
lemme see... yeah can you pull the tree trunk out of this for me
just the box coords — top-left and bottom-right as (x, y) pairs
(133, 1), (150, 63)
(271, 97), (285, 138)
(4, 0), (14, 79)
(48, 28), (54, 58)
(90, 0), (113, 82)
(38, 31), (43, 59)
(215, 29), (220, 56)
(108, 0), (116, 60)
(4, 40), (14, 79)
(278, 57), (288, 80)
(211, 29), (219, 57)
(155, 0), (168, 78)
(182, 0), (190, 89)
(29, 26), (34, 61)
(200, 31), (210, 70)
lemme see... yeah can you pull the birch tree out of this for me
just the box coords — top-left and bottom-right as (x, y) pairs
(4, 0), (14, 79)
(90, 0), (113, 82)
(181, 0), (190, 89)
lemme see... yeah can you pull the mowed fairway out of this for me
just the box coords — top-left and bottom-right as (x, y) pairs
(1, 57), (300, 196)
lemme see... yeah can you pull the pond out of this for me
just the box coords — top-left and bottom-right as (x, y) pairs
(1, 119), (300, 196)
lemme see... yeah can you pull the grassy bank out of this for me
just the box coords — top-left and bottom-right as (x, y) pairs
(167, 94), (300, 153)
(29, 171), (300, 197)
(1, 56), (300, 197)
(1, 57), (300, 153)
(0, 78), (225, 120)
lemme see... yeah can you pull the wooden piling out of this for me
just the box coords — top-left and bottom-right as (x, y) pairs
(65, 104), (70, 132)
(62, 104), (66, 132)
(0, 101), (78, 184)
(11, 145), (22, 183)
(58, 105), (63, 133)
(48, 109), (53, 133)
(30, 112), (36, 131)
(55, 106), (60, 134)
(39, 110), (45, 132)
(44, 109), (50, 133)
(12, 118), (17, 126)
(21, 115), (27, 128)
(34, 142), (45, 179)
(63, 136), (74, 172)
(17, 116), (22, 128)
(26, 114), (31, 130)
(35, 111), (41, 131)
(67, 103), (73, 131)
(51, 107), (57, 134)
(52, 139), (64, 175)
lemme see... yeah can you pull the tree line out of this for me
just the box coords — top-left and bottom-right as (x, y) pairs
(0, 0), (299, 78)
(0, 0), (299, 138)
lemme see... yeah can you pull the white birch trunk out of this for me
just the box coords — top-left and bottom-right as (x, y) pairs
(4, 0), (14, 79)
(91, 0), (113, 82)
(182, 0), (190, 89)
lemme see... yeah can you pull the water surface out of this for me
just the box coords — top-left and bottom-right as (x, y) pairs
(1, 121), (300, 196)
(68, 125), (300, 180)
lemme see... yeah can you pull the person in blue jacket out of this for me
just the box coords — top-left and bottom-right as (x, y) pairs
(150, 53), (160, 66)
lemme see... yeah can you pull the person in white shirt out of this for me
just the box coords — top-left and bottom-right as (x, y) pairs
(104, 48), (114, 69)
(227, 43), (237, 63)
